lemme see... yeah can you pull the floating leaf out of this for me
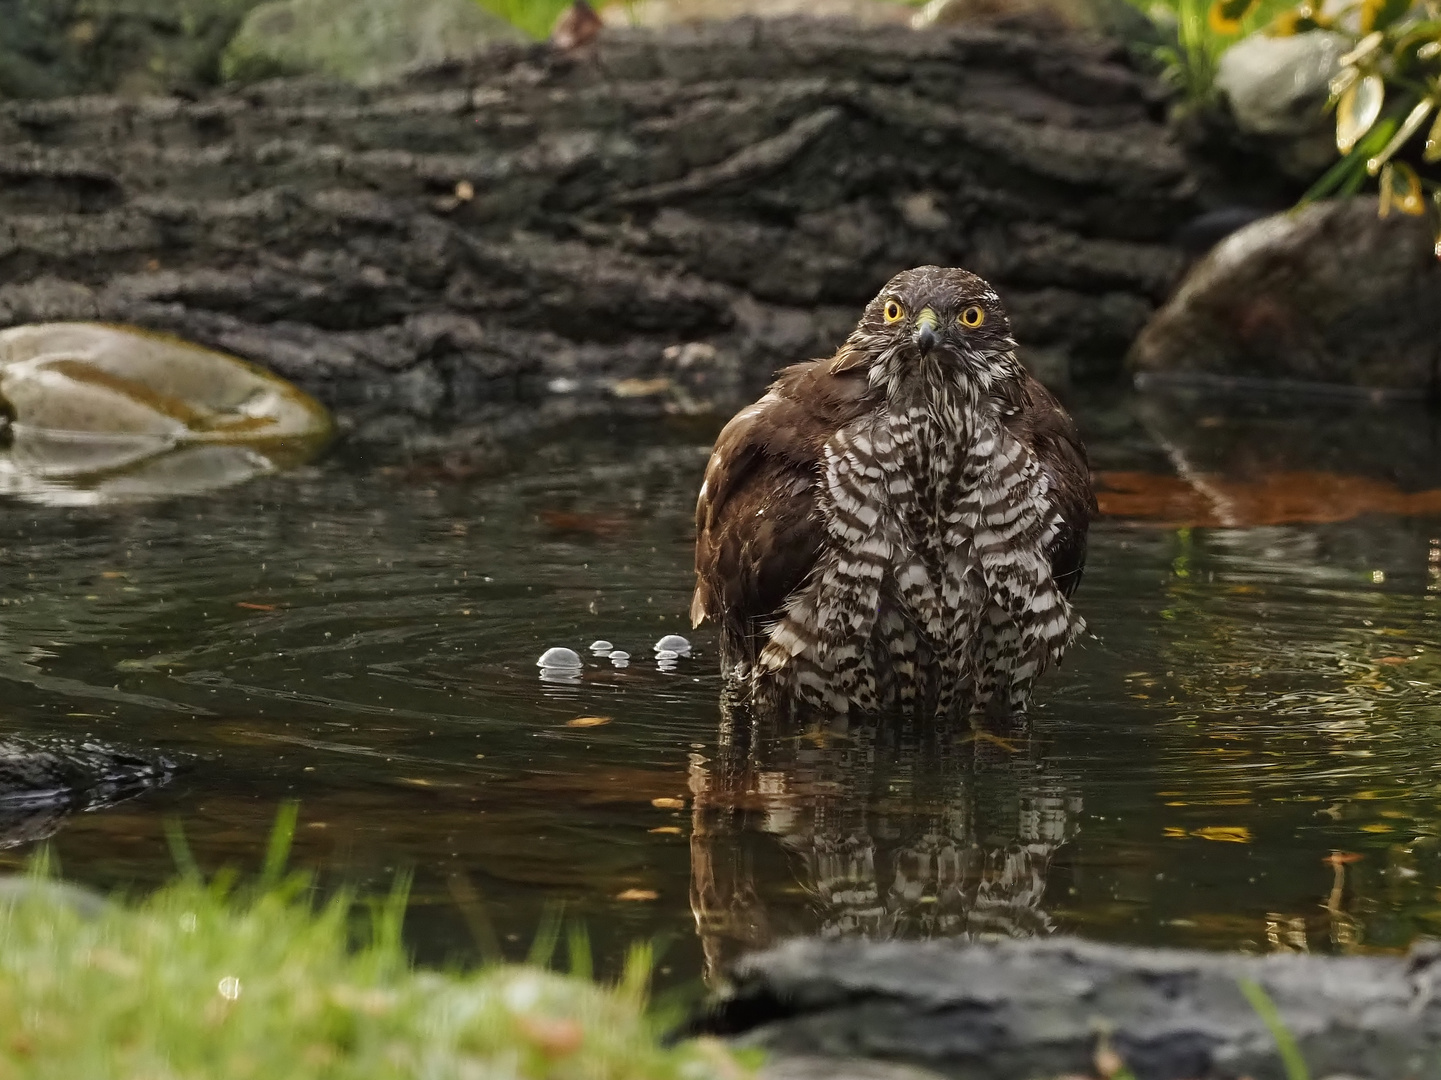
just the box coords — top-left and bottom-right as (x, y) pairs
(1337, 73), (1385, 153)
(1379, 160), (1426, 215)
(648, 826), (682, 835)
(1208, 0), (1258, 32)
(1368, 98), (1435, 173)
(564, 716), (611, 728)
(615, 889), (658, 902)
(1191, 825), (1252, 843)
(650, 797), (685, 810)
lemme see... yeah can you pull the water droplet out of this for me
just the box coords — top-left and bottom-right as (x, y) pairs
(655, 649), (679, 661)
(654, 634), (691, 655)
(217, 976), (242, 1001)
(608, 650), (630, 661)
(537, 647), (582, 669)
(589, 640), (613, 653)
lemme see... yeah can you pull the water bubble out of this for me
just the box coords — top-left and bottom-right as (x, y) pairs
(654, 634), (691, 655)
(608, 650), (630, 661)
(589, 640), (613, 653)
(655, 649), (679, 661)
(611, 657), (630, 669)
(657, 658), (679, 673)
(537, 647), (582, 669)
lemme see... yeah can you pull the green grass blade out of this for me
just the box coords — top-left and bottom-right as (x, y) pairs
(1238, 977), (1310, 1080)
(258, 800), (300, 890)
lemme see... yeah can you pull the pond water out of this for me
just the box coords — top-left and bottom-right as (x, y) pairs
(4, 385), (1441, 987)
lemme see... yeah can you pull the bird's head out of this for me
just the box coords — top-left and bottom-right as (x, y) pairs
(837, 266), (1019, 399)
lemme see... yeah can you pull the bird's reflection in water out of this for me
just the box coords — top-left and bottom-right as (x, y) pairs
(687, 703), (1082, 980)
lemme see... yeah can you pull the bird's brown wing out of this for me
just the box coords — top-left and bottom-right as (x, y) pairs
(1002, 372), (1095, 598)
(692, 358), (874, 636)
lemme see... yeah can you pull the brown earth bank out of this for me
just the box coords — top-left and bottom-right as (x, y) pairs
(0, 17), (1204, 449)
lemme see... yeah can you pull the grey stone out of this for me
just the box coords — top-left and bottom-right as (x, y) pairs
(1215, 31), (1348, 175)
(759, 1057), (949, 1080)
(1130, 198), (1441, 391)
(222, 0), (528, 85)
(599, 0), (912, 27)
(703, 935), (1441, 1080)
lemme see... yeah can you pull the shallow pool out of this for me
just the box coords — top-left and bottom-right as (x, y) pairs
(4, 385), (1441, 986)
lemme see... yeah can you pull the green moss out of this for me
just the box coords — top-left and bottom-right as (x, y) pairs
(475, 0), (576, 38)
(0, 854), (746, 1079)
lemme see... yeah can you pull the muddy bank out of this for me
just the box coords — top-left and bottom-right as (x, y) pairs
(0, 17), (1197, 448)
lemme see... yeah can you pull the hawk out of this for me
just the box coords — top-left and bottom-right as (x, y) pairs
(691, 266), (1094, 718)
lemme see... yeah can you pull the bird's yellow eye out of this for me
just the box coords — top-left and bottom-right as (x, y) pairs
(883, 300), (904, 323)
(959, 305), (985, 329)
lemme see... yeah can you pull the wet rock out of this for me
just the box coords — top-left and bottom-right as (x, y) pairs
(222, 0), (527, 84)
(0, 323), (330, 503)
(1130, 199), (1441, 391)
(599, 0), (911, 27)
(702, 935), (1441, 1080)
(1215, 31), (1347, 176)
(0, 736), (177, 850)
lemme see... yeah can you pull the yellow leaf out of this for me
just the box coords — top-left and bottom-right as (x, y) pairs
(1379, 161), (1426, 216)
(1207, 0), (1256, 33)
(1337, 74), (1385, 153)
(1191, 825), (1252, 843)
(615, 888), (658, 901)
(1368, 98), (1435, 174)
(651, 797), (685, 809)
(648, 826), (682, 835)
(1425, 108), (1441, 162)
(565, 716), (611, 728)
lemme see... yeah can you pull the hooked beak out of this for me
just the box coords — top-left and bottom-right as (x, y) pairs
(914, 307), (939, 358)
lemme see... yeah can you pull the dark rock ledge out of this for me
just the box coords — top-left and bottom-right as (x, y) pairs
(0, 18), (1196, 447)
(700, 935), (1441, 1080)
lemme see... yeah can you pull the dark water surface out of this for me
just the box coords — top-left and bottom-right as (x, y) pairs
(4, 388), (1441, 985)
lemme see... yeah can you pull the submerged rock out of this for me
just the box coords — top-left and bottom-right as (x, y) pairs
(222, 0), (528, 84)
(1130, 199), (1441, 391)
(0, 323), (330, 503)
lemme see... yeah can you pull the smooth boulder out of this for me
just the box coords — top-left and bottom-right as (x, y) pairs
(0, 323), (330, 502)
(222, 0), (528, 84)
(1129, 199), (1441, 391)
